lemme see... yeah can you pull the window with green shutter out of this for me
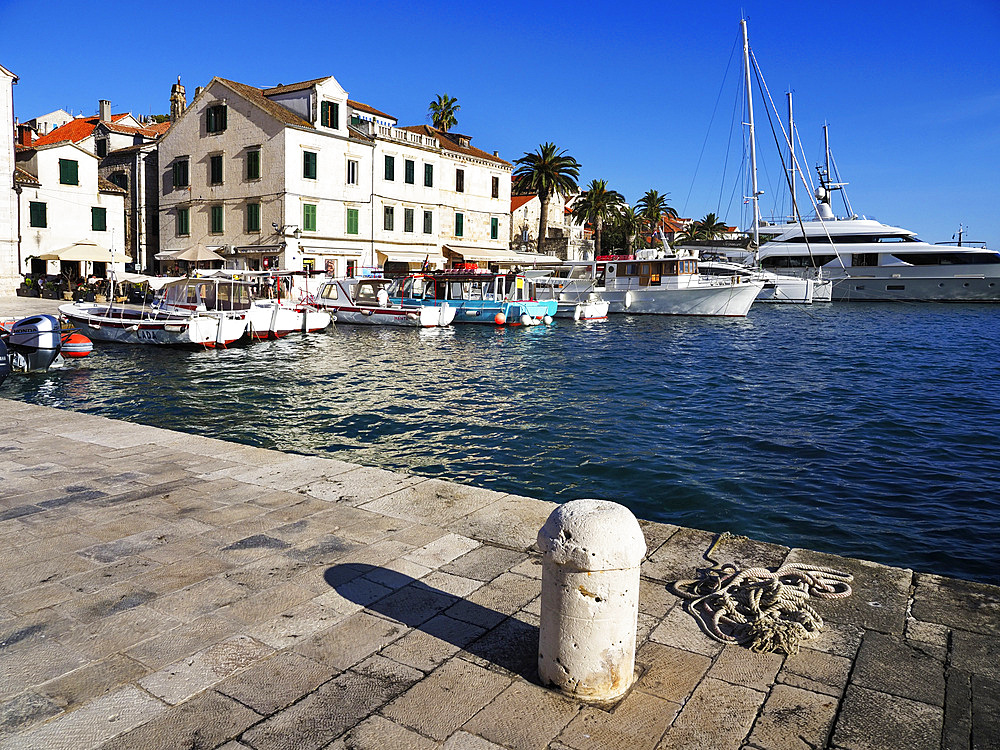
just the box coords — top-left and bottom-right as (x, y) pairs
(210, 205), (224, 234)
(303, 151), (317, 180)
(347, 208), (359, 235)
(92, 207), (107, 231)
(405, 160), (414, 184)
(206, 105), (227, 133)
(246, 149), (260, 181)
(456, 169), (464, 193)
(424, 164), (433, 187)
(321, 101), (339, 129)
(177, 208), (190, 236)
(172, 159), (189, 188)
(247, 203), (261, 233)
(455, 212), (464, 237)
(59, 159), (79, 185)
(384, 206), (394, 231)
(384, 156), (394, 181)
(29, 201), (46, 228)
(491, 217), (499, 240)
(303, 204), (317, 232)
(210, 154), (223, 185)
(404, 208), (414, 233)
(423, 210), (432, 234)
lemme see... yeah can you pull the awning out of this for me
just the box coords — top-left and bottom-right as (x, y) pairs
(174, 244), (226, 263)
(299, 245), (363, 257)
(115, 272), (185, 290)
(155, 249), (181, 261)
(232, 244), (283, 254)
(37, 240), (132, 263)
(444, 245), (525, 263)
(377, 249), (442, 264)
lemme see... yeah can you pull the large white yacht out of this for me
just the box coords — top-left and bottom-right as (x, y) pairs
(755, 171), (1000, 302)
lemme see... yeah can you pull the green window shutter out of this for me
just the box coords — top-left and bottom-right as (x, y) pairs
(173, 160), (189, 187)
(455, 213), (463, 237)
(210, 155), (223, 184)
(303, 151), (317, 180)
(423, 210), (432, 234)
(91, 207), (107, 231)
(405, 160), (414, 184)
(404, 208), (414, 233)
(424, 164), (433, 187)
(247, 203), (261, 232)
(347, 208), (359, 235)
(29, 201), (46, 228)
(177, 208), (189, 236)
(246, 150), (260, 180)
(211, 205), (224, 233)
(59, 159), (78, 185)
(385, 156), (394, 181)
(332, 102), (339, 129)
(207, 105), (228, 133)
(321, 102), (330, 127)
(384, 206), (394, 231)
(303, 204), (317, 232)
(491, 217), (499, 240)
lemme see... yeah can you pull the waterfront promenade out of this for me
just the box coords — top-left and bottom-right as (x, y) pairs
(0, 398), (997, 749)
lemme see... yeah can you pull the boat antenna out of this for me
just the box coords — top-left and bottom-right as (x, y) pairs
(741, 18), (762, 257)
(787, 91), (795, 222)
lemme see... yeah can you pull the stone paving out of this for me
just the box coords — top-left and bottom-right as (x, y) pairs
(0, 397), (997, 749)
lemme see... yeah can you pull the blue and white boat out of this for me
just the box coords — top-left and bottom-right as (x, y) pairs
(390, 270), (557, 325)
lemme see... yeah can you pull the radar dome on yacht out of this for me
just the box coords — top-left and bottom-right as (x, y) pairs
(815, 186), (828, 201)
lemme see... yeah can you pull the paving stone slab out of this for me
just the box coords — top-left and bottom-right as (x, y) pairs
(648, 602), (725, 658)
(215, 651), (333, 716)
(326, 714), (440, 750)
(292, 611), (406, 671)
(0, 691), (62, 738)
(382, 657), (512, 741)
(778, 647), (853, 698)
(911, 573), (1000, 637)
(124, 613), (243, 670)
(301, 466), (425, 507)
(708, 644), (784, 691)
(37, 653), (149, 713)
(557, 688), (679, 750)
(634, 641), (712, 704)
(656, 676), (763, 750)
(440, 544), (528, 583)
(831, 684), (943, 750)
(360, 479), (506, 526)
(851, 631), (945, 707)
(463, 679), (581, 750)
(450, 493), (556, 551)
(971, 672), (1000, 750)
(380, 614), (486, 673)
(746, 683), (838, 750)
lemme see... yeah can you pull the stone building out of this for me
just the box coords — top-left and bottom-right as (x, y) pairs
(510, 192), (592, 261)
(156, 74), (515, 276)
(25, 108), (73, 136)
(14, 136), (127, 277)
(0, 64), (18, 294)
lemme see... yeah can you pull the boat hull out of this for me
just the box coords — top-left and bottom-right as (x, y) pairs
(247, 302), (331, 339)
(607, 280), (765, 316)
(830, 271), (1000, 301)
(60, 304), (247, 347)
(554, 300), (609, 320)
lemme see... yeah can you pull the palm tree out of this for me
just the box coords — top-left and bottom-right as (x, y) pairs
(676, 212), (729, 244)
(428, 94), (460, 132)
(635, 189), (678, 244)
(614, 205), (642, 254)
(512, 143), (580, 254)
(571, 179), (626, 256)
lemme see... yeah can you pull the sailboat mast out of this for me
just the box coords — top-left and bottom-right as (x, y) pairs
(787, 92), (795, 220)
(742, 19), (760, 252)
(823, 123), (830, 187)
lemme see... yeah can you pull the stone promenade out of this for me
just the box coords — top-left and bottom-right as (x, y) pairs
(0, 398), (997, 749)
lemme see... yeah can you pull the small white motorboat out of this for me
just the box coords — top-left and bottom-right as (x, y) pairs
(313, 277), (455, 327)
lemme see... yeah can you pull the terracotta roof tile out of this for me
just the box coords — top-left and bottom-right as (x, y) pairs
(33, 113), (131, 146)
(98, 176), (126, 194)
(348, 99), (395, 120)
(511, 194), (535, 211)
(262, 77), (330, 96)
(398, 125), (511, 167)
(14, 166), (39, 185)
(216, 78), (314, 129)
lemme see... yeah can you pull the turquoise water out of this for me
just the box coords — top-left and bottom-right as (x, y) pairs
(6, 303), (1000, 585)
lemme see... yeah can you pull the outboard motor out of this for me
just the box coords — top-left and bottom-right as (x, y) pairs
(8, 314), (62, 372)
(0, 336), (10, 387)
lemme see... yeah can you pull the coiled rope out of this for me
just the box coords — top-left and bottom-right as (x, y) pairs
(670, 532), (854, 655)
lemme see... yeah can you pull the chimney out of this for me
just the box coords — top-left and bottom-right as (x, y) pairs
(493, 150), (499, 157)
(99, 99), (111, 122)
(194, 86), (204, 100)
(17, 123), (33, 147)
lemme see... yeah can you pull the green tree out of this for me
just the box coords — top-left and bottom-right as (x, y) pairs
(614, 205), (642, 254)
(676, 212), (729, 243)
(572, 179), (626, 256)
(635, 189), (678, 244)
(428, 94), (460, 132)
(512, 143), (580, 254)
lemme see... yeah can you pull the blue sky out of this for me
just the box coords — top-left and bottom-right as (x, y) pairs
(5, 0), (998, 248)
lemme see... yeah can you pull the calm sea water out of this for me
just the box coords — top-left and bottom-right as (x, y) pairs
(5, 303), (1000, 585)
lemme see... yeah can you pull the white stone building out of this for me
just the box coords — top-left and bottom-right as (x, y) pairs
(15, 140), (127, 278)
(26, 108), (73, 136)
(156, 75), (515, 276)
(0, 64), (18, 294)
(510, 192), (592, 260)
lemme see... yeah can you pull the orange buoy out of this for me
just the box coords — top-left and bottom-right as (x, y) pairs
(494, 312), (506, 325)
(61, 331), (93, 358)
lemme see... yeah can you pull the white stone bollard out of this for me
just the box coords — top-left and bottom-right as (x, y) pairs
(537, 499), (646, 702)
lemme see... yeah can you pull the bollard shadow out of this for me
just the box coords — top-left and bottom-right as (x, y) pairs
(323, 563), (540, 681)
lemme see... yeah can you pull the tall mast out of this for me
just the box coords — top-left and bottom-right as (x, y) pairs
(823, 123), (831, 187)
(787, 91), (795, 220)
(741, 19), (760, 252)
